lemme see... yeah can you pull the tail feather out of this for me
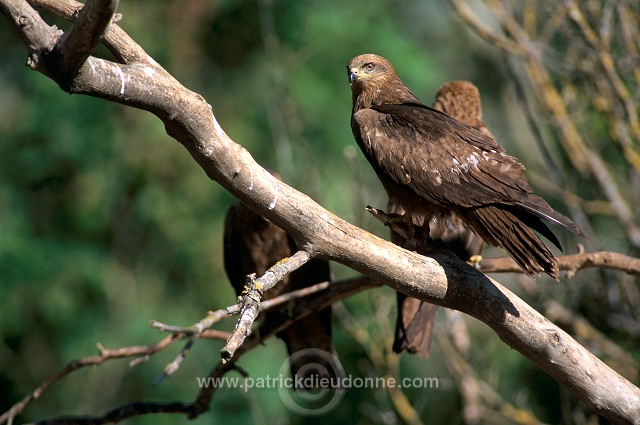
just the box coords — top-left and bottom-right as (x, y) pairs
(463, 206), (559, 279)
(516, 195), (585, 237)
(393, 293), (438, 356)
(507, 206), (563, 251)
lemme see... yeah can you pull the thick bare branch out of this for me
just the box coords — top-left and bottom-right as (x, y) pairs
(29, 0), (151, 63)
(53, 0), (119, 79)
(1, 0), (61, 73)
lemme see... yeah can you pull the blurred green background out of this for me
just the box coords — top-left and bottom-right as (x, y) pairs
(1, 0), (638, 424)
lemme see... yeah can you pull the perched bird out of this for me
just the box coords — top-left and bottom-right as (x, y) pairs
(432, 80), (495, 140)
(224, 196), (340, 387)
(392, 81), (489, 355)
(347, 53), (583, 281)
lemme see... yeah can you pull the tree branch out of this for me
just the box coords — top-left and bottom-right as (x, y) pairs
(28, 275), (375, 424)
(369, 204), (640, 277)
(221, 250), (312, 362)
(0, 334), (183, 424)
(1, 0), (639, 423)
(479, 251), (640, 277)
(1, 274), (376, 424)
(29, 0), (150, 63)
(52, 0), (119, 81)
(36, 402), (197, 425)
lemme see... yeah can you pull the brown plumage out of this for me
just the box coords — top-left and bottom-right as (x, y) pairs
(392, 81), (491, 355)
(433, 80), (494, 139)
(224, 199), (339, 385)
(347, 53), (584, 282)
(427, 81), (492, 260)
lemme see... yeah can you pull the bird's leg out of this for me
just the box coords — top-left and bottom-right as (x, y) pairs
(389, 214), (418, 241)
(365, 205), (441, 251)
(411, 225), (431, 245)
(365, 205), (417, 240)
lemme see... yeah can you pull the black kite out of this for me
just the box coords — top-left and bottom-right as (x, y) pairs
(224, 196), (340, 386)
(347, 54), (583, 282)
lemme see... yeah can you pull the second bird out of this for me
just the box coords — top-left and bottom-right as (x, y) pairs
(392, 80), (490, 356)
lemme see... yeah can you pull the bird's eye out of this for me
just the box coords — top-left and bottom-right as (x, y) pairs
(364, 63), (375, 71)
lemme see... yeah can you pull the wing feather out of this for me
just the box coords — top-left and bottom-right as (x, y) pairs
(353, 104), (528, 207)
(352, 103), (583, 236)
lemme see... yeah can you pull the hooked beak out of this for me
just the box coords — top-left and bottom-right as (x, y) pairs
(348, 68), (360, 85)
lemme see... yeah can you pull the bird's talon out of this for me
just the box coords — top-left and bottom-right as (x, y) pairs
(468, 255), (483, 269)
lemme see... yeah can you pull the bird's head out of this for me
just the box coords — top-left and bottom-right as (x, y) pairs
(347, 54), (397, 89)
(347, 54), (419, 110)
(432, 80), (484, 127)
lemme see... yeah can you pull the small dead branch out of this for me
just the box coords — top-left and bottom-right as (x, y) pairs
(0, 334), (182, 424)
(24, 276), (378, 424)
(1, 274), (377, 424)
(221, 250), (312, 362)
(152, 338), (196, 386)
(479, 251), (640, 277)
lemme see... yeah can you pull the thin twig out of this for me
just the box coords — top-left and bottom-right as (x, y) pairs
(0, 335), (181, 424)
(30, 277), (380, 425)
(221, 250), (312, 362)
(152, 338), (196, 386)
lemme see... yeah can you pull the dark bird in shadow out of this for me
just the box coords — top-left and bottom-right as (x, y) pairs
(224, 191), (341, 387)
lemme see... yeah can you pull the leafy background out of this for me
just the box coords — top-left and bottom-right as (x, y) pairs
(1, 0), (638, 423)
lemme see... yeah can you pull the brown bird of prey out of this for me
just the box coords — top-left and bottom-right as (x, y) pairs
(392, 81), (491, 355)
(224, 198), (340, 386)
(347, 53), (583, 282)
